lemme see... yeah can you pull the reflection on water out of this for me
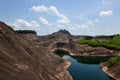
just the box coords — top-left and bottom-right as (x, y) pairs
(63, 55), (112, 80)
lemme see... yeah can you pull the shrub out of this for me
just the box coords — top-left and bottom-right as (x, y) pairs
(88, 40), (101, 47)
(78, 39), (90, 44)
(78, 35), (120, 50)
(16, 30), (36, 34)
(78, 40), (101, 47)
(105, 56), (120, 67)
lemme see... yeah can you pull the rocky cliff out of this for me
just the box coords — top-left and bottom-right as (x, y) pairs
(0, 21), (72, 80)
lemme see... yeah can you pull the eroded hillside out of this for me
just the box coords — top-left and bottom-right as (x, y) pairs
(15, 26), (120, 80)
(0, 21), (72, 80)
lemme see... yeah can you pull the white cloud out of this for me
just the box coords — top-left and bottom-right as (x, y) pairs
(99, 10), (113, 16)
(30, 5), (97, 35)
(62, 20), (95, 31)
(30, 5), (70, 24)
(39, 17), (52, 26)
(30, 5), (48, 13)
(49, 6), (60, 15)
(57, 19), (69, 24)
(80, 21), (94, 28)
(57, 24), (66, 29)
(11, 19), (40, 30)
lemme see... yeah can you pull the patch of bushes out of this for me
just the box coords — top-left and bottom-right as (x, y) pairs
(16, 30), (36, 34)
(78, 40), (101, 47)
(101, 43), (120, 50)
(78, 39), (90, 44)
(105, 56), (120, 67)
(78, 35), (120, 50)
(94, 35), (113, 39)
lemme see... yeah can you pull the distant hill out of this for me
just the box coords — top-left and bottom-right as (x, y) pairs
(37, 29), (72, 42)
(16, 29), (115, 42)
(37, 29), (116, 42)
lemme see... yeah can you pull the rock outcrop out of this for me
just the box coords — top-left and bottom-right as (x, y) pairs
(0, 21), (72, 80)
(16, 30), (38, 41)
(20, 33), (37, 41)
(38, 29), (72, 43)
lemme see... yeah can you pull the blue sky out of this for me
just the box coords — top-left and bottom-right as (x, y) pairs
(0, 0), (120, 36)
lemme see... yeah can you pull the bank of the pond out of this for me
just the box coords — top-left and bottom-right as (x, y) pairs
(63, 55), (113, 80)
(54, 49), (112, 64)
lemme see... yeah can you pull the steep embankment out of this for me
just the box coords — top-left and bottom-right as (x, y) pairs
(101, 57), (120, 80)
(0, 22), (72, 80)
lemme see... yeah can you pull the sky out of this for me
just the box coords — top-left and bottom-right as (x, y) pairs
(0, 0), (120, 36)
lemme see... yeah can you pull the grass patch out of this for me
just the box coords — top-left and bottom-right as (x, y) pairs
(105, 56), (120, 67)
(78, 35), (120, 50)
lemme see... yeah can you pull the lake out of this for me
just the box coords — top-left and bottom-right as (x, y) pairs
(63, 55), (113, 80)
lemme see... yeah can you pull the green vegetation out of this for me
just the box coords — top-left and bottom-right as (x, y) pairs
(53, 49), (69, 57)
(78, 35), (120, 50)
(94, 35), (113, 38)
(105, 56), (120, 67)
(16, 30), (36, 34)
(78, 39), (101, 47)
(72, 56), (112, 64)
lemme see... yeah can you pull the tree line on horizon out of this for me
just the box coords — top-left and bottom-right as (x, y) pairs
(16, 30), (36, 34)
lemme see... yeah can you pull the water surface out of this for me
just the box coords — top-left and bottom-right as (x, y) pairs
(63, 55), (112, 80)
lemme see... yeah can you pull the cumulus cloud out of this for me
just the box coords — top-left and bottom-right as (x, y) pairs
(30, 5), (96, 34)
(39, 17), (52, 26)
(68, 21), (94, 29)
(57, 24), (66, 29)
(60, 21), (94, 31)
(30, 5), (70, 24)
(99, 10), (113, 16)
(57, 19), (69, 24)
(80, 20), (94, 28)
(11, 19), (40, 30)
(30, 5), (48, 12)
